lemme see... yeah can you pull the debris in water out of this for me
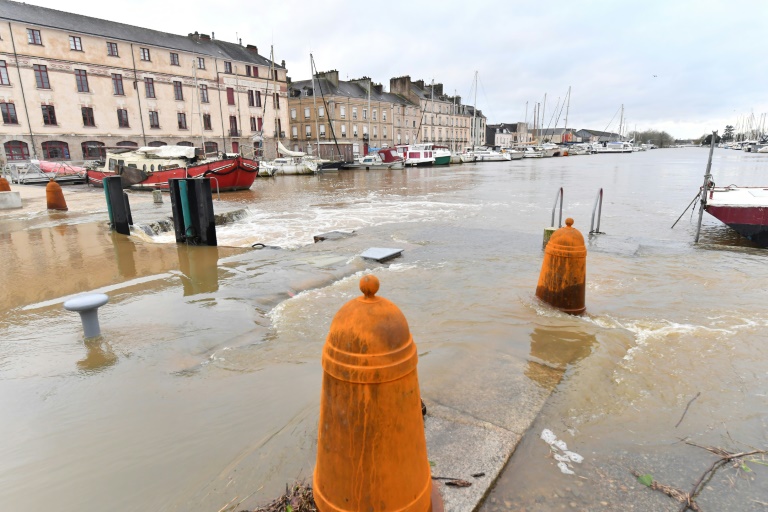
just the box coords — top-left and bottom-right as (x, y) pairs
(541, 428), (584, 475)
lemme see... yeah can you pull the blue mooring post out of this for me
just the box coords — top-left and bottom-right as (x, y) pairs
(103, 176), (131, 235)
(168, 178), (217, 246)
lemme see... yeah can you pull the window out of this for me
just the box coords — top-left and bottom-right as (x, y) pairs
(41, 105), (56, 125)
(204, 141), (218, 154)
(291, 126), (298, 138)
(117, 141), (138, 147)
(304, 107), (310, 119)
(248, 90), (255, 107)
(340, 105), (346, 119)
(33, 65), (50, 89)
(199, 84), (209, 103)
(290, 108), (296, 120)
(363, 125), (368, 136)
(75, 69), (89, 92)
(81, 107), (95, 127)
(42, 141), (70, 160)
(273, 93), (279, 109)
(383, 110), (387, 122)
(0, 61), (9, 85)
(177, 142), (194, 147)
(257, 117), (263, 131)
(226, 87), (235, 105)
(224, 61), (232, 74)
(305, 125), (311, 137)
(173, 81), (183, 101)
(145, 78), (155, 98)
(320, 124), (326, 137)
(373, 109), (377, 121)
(67, 36), (83, 51)
(254, 91), (261, 107)
(250, 116), (257, 131)
(148, 141), (166, 147)
(353, 124), (358, 137)
(363, 109), (367, 120)
(112, 73), (124, 95)
(245, 65), (251, 77)
(170, 52), (179, 66)
(202, 114), (212, 130)
(4, 141), (29, 161)
(253, 67), (259, 78)
(373, 126), (377, 138)
(352, 107), (358, 120)
(383, 126), (387, 138)
(1, 103), (18, 124)
(229, 116), (238, 136)
(341, 124), (347, 137)
(148, 111), (159, 128)
(117, 108), (129, 127)
(27, 29), (42, 45)
(318, 106), (325, 118)
(177, 113), (187, 129)
(197, 57), (205, 69)
(107, 42), (118, 57)
(140, 48), (150, 61)
(273, 69), (278, 81)
(81, 141), (104, 159)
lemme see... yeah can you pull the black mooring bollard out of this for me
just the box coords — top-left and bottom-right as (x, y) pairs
(103, 176), (130, 235)
(168, 178), (217, 246)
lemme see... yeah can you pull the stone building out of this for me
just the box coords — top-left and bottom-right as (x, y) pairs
(0, 0), (289, 164)
(486, 122), (531, 148)
(287, 70), (423, 158)
(388, 76), (481, 151)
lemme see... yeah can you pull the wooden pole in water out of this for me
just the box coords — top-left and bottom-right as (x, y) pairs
(694, 131), (717, 243)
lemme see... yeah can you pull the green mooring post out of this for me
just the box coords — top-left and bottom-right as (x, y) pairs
(169, 178), (217, 246)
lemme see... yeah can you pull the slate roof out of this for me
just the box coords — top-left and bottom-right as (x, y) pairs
(289, 78), (416, 106)
(0, 0), (281, 68)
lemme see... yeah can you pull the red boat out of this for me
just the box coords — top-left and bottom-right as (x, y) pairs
(86, 146), (258, 191)
(705, 185), (768, 246)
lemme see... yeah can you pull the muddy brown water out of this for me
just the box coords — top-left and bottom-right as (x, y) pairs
(1, 148), (767, 511)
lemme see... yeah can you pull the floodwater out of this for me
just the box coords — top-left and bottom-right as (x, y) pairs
(1, 148), (767, 511)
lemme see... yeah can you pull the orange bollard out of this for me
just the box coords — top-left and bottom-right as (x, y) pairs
(46, 179), (68, 211)
(0, 177), (10, 191)
(536, 217), (586, 314)
(314, 275), (441, 512)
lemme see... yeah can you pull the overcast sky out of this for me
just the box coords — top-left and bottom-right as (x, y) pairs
(25, 0), (768, 138)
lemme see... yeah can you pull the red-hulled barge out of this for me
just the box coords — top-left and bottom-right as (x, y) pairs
(705, 185), (768, 246)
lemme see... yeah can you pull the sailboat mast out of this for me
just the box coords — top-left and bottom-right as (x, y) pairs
(193, 54), (206, 154)
(269, 46), (278, 155)
(542, 94), (547, 143)
(311, 54), (320, 155)
(367, 78), (371, 151)
(563, 86), (571, 141)
(619, 104), (624, 141)
(472, 70), (478, 148)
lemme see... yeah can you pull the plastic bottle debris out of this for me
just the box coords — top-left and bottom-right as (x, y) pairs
(540, 428), (584, 475)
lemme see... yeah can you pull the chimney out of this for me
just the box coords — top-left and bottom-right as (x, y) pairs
(239, 38), (242, 46)
(281, 59), (285, 68)
(246, 44), (258, 54)
(414, 79), (425, 89)
(433, 83), (443, 96)
(317, 70), (339, 88)
(200, 33), (211, 41)
(212, 32), (215, 39)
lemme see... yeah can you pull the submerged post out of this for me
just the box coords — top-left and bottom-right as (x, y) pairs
(103, 176), (130, 235)
(694, 131), (717, 244)
(544, 187), (564, 246)
(169, 178), (217, 246)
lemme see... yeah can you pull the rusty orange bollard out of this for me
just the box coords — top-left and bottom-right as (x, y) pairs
(0, 177), (10, 191)
(536, 217), (586, 314)
(46, 179), (68, 211)
(314, 275), (441, 512)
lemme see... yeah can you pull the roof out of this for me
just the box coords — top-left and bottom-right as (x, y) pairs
(0, 0), (282, 68)
(289, 78), (416, 106)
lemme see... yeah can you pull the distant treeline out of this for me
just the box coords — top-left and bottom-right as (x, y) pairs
(628, 130), (675, 148)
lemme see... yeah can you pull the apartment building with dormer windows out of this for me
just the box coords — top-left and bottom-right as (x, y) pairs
(0, 0), (289, 164)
